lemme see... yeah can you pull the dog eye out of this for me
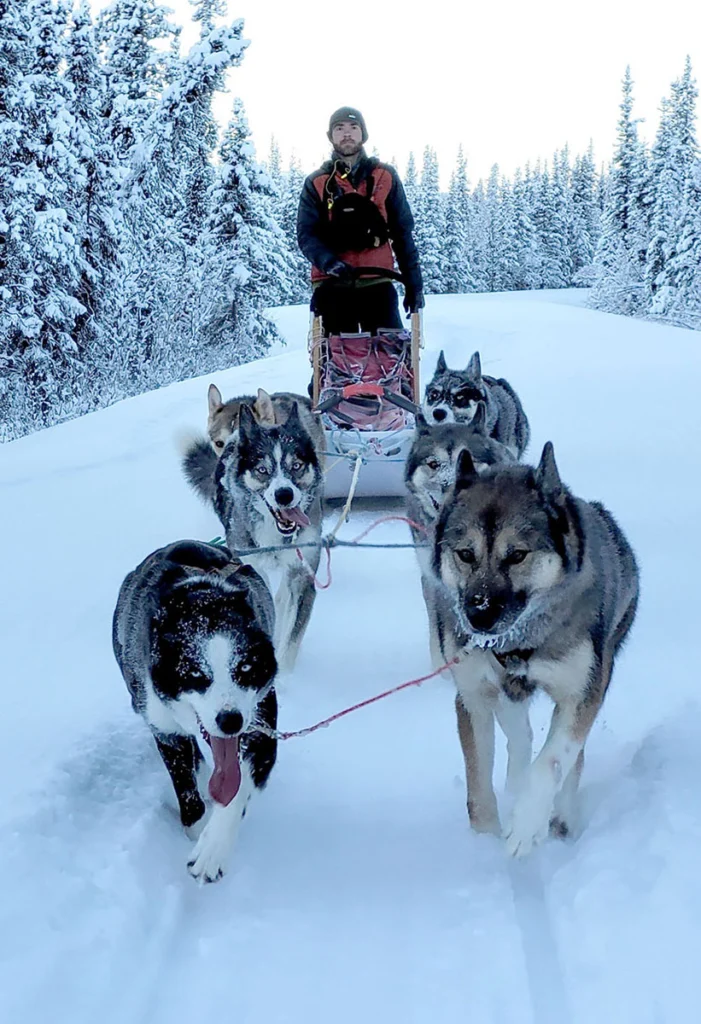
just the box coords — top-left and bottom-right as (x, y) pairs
(188, 669), (209, 690)
(215, 440), (225, 449)
(426, 458), (440, 471)
(504, 549), (529, 566)
(256, 463), (269, 476)
(456, 548), (476, 565)
(426, 389), (440, 402)
(291, 461), (303, 473)
(239, 663), (252, 673)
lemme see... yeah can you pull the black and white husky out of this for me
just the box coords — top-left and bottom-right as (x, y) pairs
(112, 540), (278, 883)
(183, 402), (324, 672)
(423, 350), (530, 458)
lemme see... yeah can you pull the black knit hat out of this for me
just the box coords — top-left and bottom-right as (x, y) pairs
(327, 106), (368, 143)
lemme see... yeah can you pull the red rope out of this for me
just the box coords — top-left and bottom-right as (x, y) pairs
(348, 514), (428, 544)
(277, 656), (460, 741)
(296, 515), (425, 591)
(296, 544), (332, 590)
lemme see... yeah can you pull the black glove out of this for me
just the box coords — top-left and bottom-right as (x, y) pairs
(325, 259), (353, 280)
(403, 288), (425, 314)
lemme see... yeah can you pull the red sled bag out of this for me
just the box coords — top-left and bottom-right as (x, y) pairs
(320, 330), (414, 430)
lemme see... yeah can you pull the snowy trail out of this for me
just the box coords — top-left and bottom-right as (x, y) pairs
(2, 291), (701, 1023)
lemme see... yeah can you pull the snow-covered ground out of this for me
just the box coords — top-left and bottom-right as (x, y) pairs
(1, 290), (700, 1024)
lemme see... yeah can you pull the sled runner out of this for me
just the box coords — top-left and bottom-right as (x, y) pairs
(309, 269), (423, 499)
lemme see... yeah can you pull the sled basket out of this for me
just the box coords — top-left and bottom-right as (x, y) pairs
(308, 269), (424, 499)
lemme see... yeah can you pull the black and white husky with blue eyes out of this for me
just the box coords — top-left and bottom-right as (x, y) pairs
(422, 350), (530, 459)
(184, 401), (324, 673)
(113, 540), (278, 884)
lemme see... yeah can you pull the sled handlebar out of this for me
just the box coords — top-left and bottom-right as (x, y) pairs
(314, 267), (406, 298)
(317, 385), (421, 417)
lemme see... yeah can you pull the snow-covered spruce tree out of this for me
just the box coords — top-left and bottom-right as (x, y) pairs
(279, 153), (310, 303)
(118, 17), (250, 389)
(403, 151), (419, 226)
(545, 149), (574, 288)
(570, 145), (600, 285)
(64, 0), (124, 408)
(590, 67), (650, 314)
(480, 164), (503, 291)
(97, 0), (179, 162)
(663, 158), (701, 327)
(493, 178), (521, 291)
(199, 98), (286, 364)
(511, 168), (540, 290)
(0, 0), (33, 437)
(467, 178), (489, 292)
(415, 146), (446, 294)
(443, 146), (476, 293)
(645, 58), (699, 317)
(2, 0), (87, 432)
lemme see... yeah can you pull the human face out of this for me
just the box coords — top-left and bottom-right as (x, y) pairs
(331, 120), (363, 158)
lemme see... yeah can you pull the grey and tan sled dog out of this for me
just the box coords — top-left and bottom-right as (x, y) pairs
(404, 407), (516, 668)
(432, 443), (639, 855)
(423, 350), (530, 458)
(183, 401), (324, 673)
(112, 540), (278, 883)
(207, 383), (324, 456)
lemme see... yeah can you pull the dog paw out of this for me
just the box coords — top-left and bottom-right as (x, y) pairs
(505, 797), (551, 858)
(187, 826), (231, 884)
(467, 799), (501, 837)
(549, 815), (571, 840)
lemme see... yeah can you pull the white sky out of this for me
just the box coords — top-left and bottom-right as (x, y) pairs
(94, 0), (701, 184)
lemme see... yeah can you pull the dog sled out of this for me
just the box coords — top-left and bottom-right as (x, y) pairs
(309, 270), (423, 499)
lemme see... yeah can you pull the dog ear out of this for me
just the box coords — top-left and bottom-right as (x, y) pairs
(435, 350), (447, 374)
(254, 388), (276, 426)
(470, 400), (487, 433)
(284, 400), (301, 427)
(238, 402), (257, 441)
(466, 351), (482, 381)
(535, 442), (565, 504)
(415, 411), (431, 435)
(455, 448), (478, 490)
(208, 383), (223, 415)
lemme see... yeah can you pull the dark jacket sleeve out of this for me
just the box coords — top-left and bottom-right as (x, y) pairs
(384, 170), (423, 294)
(296, 175), (337, 274)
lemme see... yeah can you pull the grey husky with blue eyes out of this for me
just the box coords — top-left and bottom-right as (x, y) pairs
(422, 350), (530, 458)
(432, 443), (639, 857)
(183, 402), (324, 673)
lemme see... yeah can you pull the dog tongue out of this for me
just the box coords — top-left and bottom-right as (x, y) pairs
(208, 736), (241, 806)
(280, 506), (310, 528)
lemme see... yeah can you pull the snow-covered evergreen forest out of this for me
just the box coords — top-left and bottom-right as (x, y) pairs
(1, 0), (699, 442)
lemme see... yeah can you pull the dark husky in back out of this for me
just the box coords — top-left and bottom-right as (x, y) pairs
(433, 444), (639, 856)
(404, 406), (516, 667)
(113, 540), (278, 883)
(423, 350), (530, 458)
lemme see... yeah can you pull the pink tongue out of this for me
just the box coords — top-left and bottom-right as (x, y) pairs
(281, 505), (310, 527)
(208, 736), (241, 806)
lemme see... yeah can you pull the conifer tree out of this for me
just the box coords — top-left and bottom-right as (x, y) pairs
(443, 146), (476, 293)
(590, 67), (649, 314)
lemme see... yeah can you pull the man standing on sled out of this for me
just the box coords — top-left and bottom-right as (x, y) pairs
(297, 106), (424, 334)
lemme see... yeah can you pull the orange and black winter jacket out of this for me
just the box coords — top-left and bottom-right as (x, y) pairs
(296, 152), (423, 293)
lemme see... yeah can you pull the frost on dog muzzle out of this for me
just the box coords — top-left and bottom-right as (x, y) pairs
(198, 720), (242, 806)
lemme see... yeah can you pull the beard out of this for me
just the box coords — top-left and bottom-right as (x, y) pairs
(335, 139), (362, 158)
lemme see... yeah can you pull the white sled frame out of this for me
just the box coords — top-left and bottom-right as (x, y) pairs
(310, 312), (423, 500)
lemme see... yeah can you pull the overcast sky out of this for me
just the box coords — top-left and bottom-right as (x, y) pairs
(95, 0), (701, 183)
